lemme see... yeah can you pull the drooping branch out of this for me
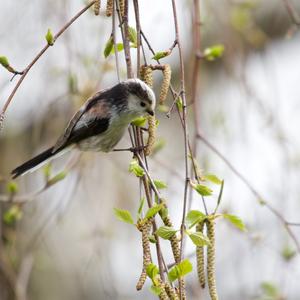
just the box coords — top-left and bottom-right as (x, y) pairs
(0, 1), (97, 131)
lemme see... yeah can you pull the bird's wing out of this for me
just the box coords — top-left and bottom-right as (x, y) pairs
(52, 91), (111, 152)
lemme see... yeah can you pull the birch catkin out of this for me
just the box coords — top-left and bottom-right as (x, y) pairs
(196, 221), (206, 288)
(136, 220), (152, 290)
(159, 64), (171, 105)
(207, 219), (219, 300)
(106, 0), (113, 16)
(140, 65), (156, 156)
(94, 0), (100, 15)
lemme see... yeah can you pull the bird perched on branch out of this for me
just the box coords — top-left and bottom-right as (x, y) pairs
(11, 78), (156, 178)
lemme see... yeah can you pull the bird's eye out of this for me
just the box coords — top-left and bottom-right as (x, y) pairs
(140, 102), (146, 107)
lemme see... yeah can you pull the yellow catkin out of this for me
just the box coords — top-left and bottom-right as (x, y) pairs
(157, 279), (170, 300)
(119, 0), (125, 17)
(144, 115), (156, 156)
(94, 0), (100, 15)
(196, 221), (206, 288)
(106, 0), (113, 17)
(140, 65), (156, 157)
(159, 64), (171, 105)
(136, 220), (152, 291)
(160, 214), (186, 300)
(206, 219), (219, 300)
(165, 282), (180, 300)
(140, 65), (153, 88)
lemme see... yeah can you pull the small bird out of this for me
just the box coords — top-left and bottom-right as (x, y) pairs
(11, 78), (156, 178)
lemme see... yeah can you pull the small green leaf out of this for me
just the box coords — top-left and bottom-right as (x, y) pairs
(131, 116), (147, 127)
(137, 197), (145, 216)
(281, 246), (296, 261)
(204, 174), (222, 185)
(150, 285), (162, 296)
(192, 184), (213, 196)
(114, 208), (134, 225)
(47, 171), (67, 186)
(152, 50), (171, 60)
(104, 36), (114, 58)
(223, 214), (246, 231)
(176, 97), (183, 112)
(156, 226), (177, 240)
(111, 43), (124, 53)
(3, 205), (22, 225)
(0, 56), (10, 68)
(149, 235), (157, 243)
(260, 282), (280, 297)
(204, 44), (225, 61)
(146, 263), (159, 280)
(168, 259), (193, 282)
(128, 27), (137, 47)
(187, 231), (210, 246)
(154, 180), (167, 190)
(129, 158), (144, 177)
(45, 29), (54, 45)
(145, 203), (163, 219)
(43, 163), (52, 179)
(6, 181), (18, 194)
(186, 210), (206, 228)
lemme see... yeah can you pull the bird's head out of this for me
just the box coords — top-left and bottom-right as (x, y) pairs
(124, 78), (156, 117)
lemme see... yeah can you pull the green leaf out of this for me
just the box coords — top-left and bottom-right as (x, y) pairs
(204, 44), (225, 61)
(6, 181), (18, 194)
(114, 208), (134, 225)
(3, 205), (22, 225)
(154, 180), (167, 190)
(131, 116), (147, 127)
(281, 246), (296, 261)
(168, 259), (193, 282)
(186, 210), (206, 228)
(260, 282), (280, 297)
(43, 163), (52, 179)
(104, 36), (114, 58)
(45, 28), (54, 45)
(145, 203), (163, 219)
(0, 56), (9, 68)
(146, 263), (159, 280)
(128, 27), (137, 47)
(111, 43), (124, 54)
(223, 214), (246, 231)
(204, 174), (222, 185)
(137, 197), (145, 216)
(129, 158), (144, 177)
(192, 184), (213, 196)
(156, 226), (177, 240)
(187, 231), (210, 246)
(149, 235), (157, 243)
(176, 97), (183, 112)
(152, 50), (171, 60)
(47, 171), (67, 186)
(150, 285), (162, 296)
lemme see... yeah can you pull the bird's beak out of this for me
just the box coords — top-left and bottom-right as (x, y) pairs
(146, 109), (154, 116)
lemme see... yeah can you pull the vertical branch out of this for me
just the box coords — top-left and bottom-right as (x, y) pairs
(133, 0), (142, 74)
(123, 0), (133, 78)
(112, 0), (121, 82)
(170, 0), (190, 259)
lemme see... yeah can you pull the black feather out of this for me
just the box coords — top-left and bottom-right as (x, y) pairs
(11, 147), (56, 179)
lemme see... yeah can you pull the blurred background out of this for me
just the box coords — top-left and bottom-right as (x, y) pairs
(1, 0), (300, 299)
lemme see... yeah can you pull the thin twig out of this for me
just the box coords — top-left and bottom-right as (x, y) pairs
(0, 1), (96, 131)
(197, 132), (300, 253)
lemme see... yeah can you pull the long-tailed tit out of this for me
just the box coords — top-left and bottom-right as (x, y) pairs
(11, 78), (156, 178)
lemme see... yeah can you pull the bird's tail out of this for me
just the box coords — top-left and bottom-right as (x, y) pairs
(12, 147), (59, 179)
